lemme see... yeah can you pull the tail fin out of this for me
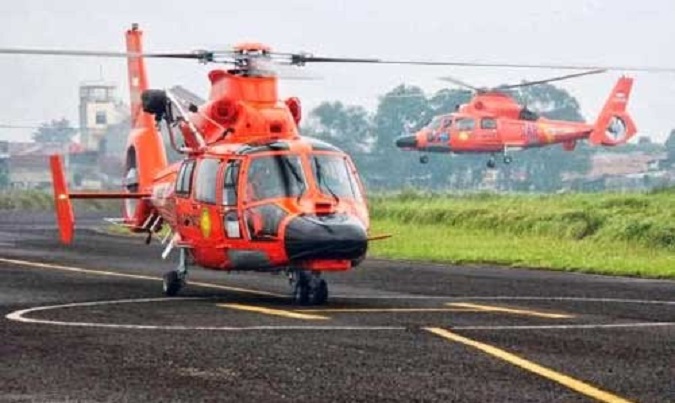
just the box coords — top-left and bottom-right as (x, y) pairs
(126, 23), (151, 129)
(589, 76), (637, 146)
(50, 155), (75, 244)
(123, 24), (167, 224)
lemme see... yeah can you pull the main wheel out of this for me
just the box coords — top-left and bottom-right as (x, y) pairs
(293, 281), (309, 305)
(486, 159), (496, 169)
(308, 279), (328, 305)
(162, 271), (183, 296)
(503, 155), (513, 164)
(420, 155), (429, 164)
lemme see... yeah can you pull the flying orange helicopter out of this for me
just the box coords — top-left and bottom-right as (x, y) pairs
(1, 25), (670, 304)
(395, 71), (637, 168)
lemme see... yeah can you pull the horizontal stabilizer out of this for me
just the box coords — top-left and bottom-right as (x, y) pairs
(49, 154), (152, 244)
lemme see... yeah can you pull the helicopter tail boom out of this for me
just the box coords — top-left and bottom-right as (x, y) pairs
(590, 76), (636, 146)
(49, 155), (150, 244)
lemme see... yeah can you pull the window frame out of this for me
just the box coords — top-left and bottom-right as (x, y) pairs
(175, 159), (196, 198)
(222, 159), (242, 207)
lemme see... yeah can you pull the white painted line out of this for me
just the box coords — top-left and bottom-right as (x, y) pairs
(4, 297), (404, 331)
(0, 257), (283, 297)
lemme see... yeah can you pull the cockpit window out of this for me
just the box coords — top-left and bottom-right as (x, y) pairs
(427, 117), (443, 130)
(222, 160), (241, 206)
(246, 155), (306, 202)
(194, 158), (219, 204)
(456, 118), (475, 131)
(442, 118), (453, 129)
(311, 154), (360, 199)
(481, 118), (497, 129)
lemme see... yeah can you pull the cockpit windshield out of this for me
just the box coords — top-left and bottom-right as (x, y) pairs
(246, 155), (306, 201)
(427, 116), (443, 131)
(311, 154), (362, 200)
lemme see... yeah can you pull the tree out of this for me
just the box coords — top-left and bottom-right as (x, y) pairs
(373, 85), (432, 154)
(32, 118), (76, 144)
(512, 83), (584, 122)
(303, 101), (372, 155)
(665, 129), (675, 163)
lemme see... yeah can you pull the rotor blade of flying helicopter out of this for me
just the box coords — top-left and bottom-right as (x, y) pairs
(437, 75), (484, 92)
(495, 69), (607, 90)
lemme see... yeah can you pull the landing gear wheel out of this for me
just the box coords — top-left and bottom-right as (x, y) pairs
(503, 155), (513, 164)
(308, 278), (328, 305)
(420, 155), (429, 164)
(290, 270), (329, 305)
(486, 158), (496, 169)
(293, 279), (309, 305)
(162, 271), (183, 296)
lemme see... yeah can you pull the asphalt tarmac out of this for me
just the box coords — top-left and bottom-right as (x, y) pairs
(1, 211), (673, 402)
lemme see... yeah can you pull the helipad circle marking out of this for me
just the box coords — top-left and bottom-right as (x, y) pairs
(4, 297), (404, 331)
(5, 296), (675, 332)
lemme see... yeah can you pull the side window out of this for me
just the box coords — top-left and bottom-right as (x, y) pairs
(194, 159), (219, 204)
(442, 118), (453, 129)
(176, 160), (195, 197)
(222, 160), (241, 206)
(456, 118), (475, 131)
(481, 118), (497, 130)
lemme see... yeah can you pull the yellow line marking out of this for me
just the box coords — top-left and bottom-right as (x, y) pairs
(0, 257), (282, 297)
(447, 302), (573, 319)
(425, 327), (632, 403)
(296, 308), (479, 313)
(218, 303), (329, 320)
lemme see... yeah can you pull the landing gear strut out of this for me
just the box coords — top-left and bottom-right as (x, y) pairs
(163, 248), (188, 296)
(289, 269), (328, 305)
(486, 155), (496, 169)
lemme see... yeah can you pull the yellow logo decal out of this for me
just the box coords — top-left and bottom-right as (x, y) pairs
(458, 131), (469, 141)
(200, 208), (212, 238)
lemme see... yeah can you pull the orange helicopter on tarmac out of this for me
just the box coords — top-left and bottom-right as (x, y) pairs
(395, 70), (637, 168)
(1, 25), (670, 304)
(1, 24), (498, 304)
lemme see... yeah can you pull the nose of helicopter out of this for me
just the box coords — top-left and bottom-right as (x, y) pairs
(395, 134), (418, 148)
(284, 214), (368, 261)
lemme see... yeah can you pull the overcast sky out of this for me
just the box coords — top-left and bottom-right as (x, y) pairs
(1, 0), (674, 142)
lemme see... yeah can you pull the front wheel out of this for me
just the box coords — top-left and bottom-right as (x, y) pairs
(162, 271), (183, 296)
(308, 279), (328, 305)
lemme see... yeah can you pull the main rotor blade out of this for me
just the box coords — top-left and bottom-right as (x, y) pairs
(288, 53), (675, 72)
(496, 69), (607, 90)
(0, 48), (215, 61)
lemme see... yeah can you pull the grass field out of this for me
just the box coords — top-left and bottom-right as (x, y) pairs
(368, 190), (675, 278)
(2, 189), (673, 278)
(0, 190), (119, 212)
